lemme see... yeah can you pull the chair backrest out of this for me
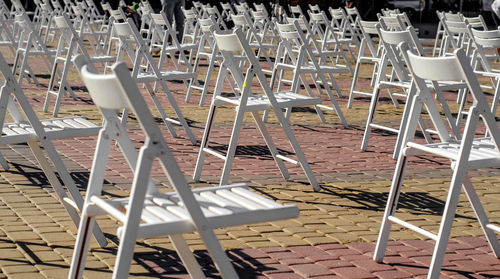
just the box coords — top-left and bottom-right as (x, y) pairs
(289, 5), (305, 18)
(402, 46), (500, 148)
(376, 24), (424, 82)
(469, 27), (500, 72)
(378, 15), (406, 31)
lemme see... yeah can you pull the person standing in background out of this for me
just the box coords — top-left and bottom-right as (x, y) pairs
(162, 0), (185, 42)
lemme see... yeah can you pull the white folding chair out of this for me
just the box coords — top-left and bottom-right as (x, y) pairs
(12, 13), (57, 87)
(193, 28), (321, 191)
(44, 15), (115, 117)
(181, 7), (199, 45)
(69, 55), (299, 279)
(0, 50), (107, 247)
(269, 20), (348, 126)
(231, 13), (276, 74)
(375, 46), (500, 279)
(328, 7), (360, 57)
(361, 24), (465, 159)
(112, 19), (196, 144)
(347, 19), (381, 108)
(288, 5), (305, 18)
(308, 11), (354, 73)
(148, 12), (199, 92)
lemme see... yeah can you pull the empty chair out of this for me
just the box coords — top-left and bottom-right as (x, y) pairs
(0, 50), (107, 247)
(44, 15), (115, 117)
(375, 46), (500, 279)
(270, 20), (348, 126)
(193, 28), (321, 191)
(112, 19), (197, 144)
(348, 19), (381, 108)
(69, 55), (300, 278)
(361, 24), (465, 159)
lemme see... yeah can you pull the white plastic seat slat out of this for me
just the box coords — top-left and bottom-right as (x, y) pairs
(142, 200), (181, 222)
(62, 118), (86, 128)
(152, 196), (190, 219)
(168, 195), (216, 217)
(193, 193), (234, 215)
(215, 189), (266, 210)
(52, 120), (73, 129)
(11, 127), (30, 134)
(198, 191), (247, 213)
(73, 117), (98, 127)
(2, 127), (17, 136)
(231, 187), (281, 208)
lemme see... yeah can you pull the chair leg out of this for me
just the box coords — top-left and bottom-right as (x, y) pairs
(219, 106), (246, 186)
(251, 111), (289, 180)
(348, 59), (362, 109)
(316, 73), (348, 127)
(144, 82), (177, 138)
(199, 56), (216, 106)
(374, 152), (409, 262)
(427, 166), (468, 278)
(169, 234), (205, 279)
(361, 86), (380, 151)
(68, 211), (94, 279)
(462, 175), (500, 258)
(193, 102), (217, 181)
(113, 149), (154, 279)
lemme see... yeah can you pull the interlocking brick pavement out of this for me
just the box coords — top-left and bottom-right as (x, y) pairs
(0, 44), (499, 278)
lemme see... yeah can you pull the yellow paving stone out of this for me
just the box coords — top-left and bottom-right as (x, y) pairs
(82, 270), (113, 279)
(326, 233), (362, 244)
(236, 236), (267, 242)
(304, 236), (339, 245)
(246, 241), (276, 249)
(219, 239), (248, 248)
(19, 215), (54, 224)
(2, 264), (38, 274)
(293, 232), (325, 239)
(249, 225), (282, 233)
(6, 231), (40, 241)
(0, 249), (25, 259)
(227, 230), (260, 238)
(269, 236), (309, 247)
(8, 273), (45, 279)
(40, 232), (76, 243)
(40, 268), (70, 278)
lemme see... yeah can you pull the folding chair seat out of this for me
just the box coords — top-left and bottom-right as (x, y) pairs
(112, 19), (196, 144)
(361, 24), (466, 159)
(233, 3), (250, 16)
(375, 46), (500, 279)
(69, 55), (299, 279)
(0, 50), (107, 247)
(44, 15), (116, 117)
(348, 20), (382, 108)
(268, 20), (348, 126)
(193, 28), (320, 191)
(308, 11), (354, 73)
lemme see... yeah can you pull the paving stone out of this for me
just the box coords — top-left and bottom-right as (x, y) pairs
(290, 263), (332, 277)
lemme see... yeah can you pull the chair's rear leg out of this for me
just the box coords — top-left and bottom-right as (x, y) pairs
(144, 82), (178, 139)
(193, 105), (217, 181)
(374, 152), (408, 262)
(251, 111), (289, 179)
(169, 234), (205, 279)
(361, 86), (381, 151)
(348, 58), (362, 109)
(68, 212), (94, 279)
(462, 175), (500, 258)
